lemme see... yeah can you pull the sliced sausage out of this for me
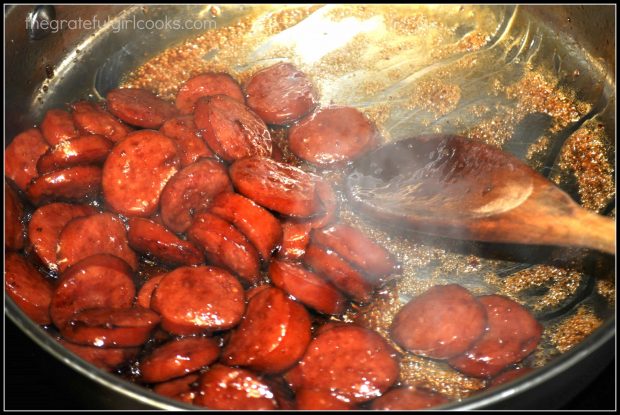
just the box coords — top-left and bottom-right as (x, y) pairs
(194, 95), (272, 162)
(278, 221), (311, 260)
(160, 158), (231, 233)
(245, 62), (318, 125)
(56, 212), (138, 273)
(5, 128), (49, 191)
(107, 88), (178, 129)
(269, 260), (346, 315)
(28, 203), (98, 272)
(140, 337), (220, 383)
(292, 324), (399, 403)
(194, 364), (278, 410)
(221, 287), (312, 373)
(60, 339), (139, 372)
(72, 101), (133, 142)
(40, 108), (79, 146)
(136, 274), (165, 309)
(369, 386), (449, 410)
(230, 157), (319, 217)
(127, 217), (203, 266)
(50, 254), (135, 329)
(151, 266), (245, 335)
(61, 306), (160, 347)
(36, 134), (113, 174)
(159, 115), (213, 166)
(309, 179), (337, 229)
(391, 284), (487, 360)
(488, 367), (534, 388)
(448, 295), (542, 378)
(175, 72), (244, 114)
(295, 388), (354, 410)
(289, 107), (377, 166)
(26, 165), (102, 206)
(5, 183), (25, 251)
(153, 374), (199, 404)
(102, 130), (180, 217)
(209, 192), (282, 261)
(5, 253), (54, 325)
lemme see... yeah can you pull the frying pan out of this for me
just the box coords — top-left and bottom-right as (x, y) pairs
(4, 4), (615, 409)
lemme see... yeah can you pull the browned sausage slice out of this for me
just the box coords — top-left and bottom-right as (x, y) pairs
(292, 324), (399, 403)
(151, 266), (245, 335)
(391, 284), (487, 360)
(448, 295), (542, 378)
(269, 260), (346, 315)
(60, 339), (139, 372)
(187, 212), (260, 284)
(230, 157), (320, 217)
(26, 165), (102, 206)
(72, 101), (133, 142)
(37, 134), (113, 174)
(103, 130), (180, 217)
(369, 386), (449, 410)
(28, 203), (98, 271)
(221, 287), (312, 373)
(107, 88), (178, 128)
(278, 221), (311, 260)
(295, 388), (354, 410)
(153, 374), (199, 404)
(209, 192), (282, 261)
(5, 183), (24, 251)
(127, 217), (203, 266)
(194, 95), (272, 162)
(136, 274), (165, 309)
(159, 115), (213, 166)
(160, 158), (231, 233)
(5, 253), (54, 325)
(176, 73), (244, 114)
(5, 128), (49, 191)
(309, 179), (338, 229)
(56, 212), (138, 273)
(488, 366), (534, 387)
(50, 254), (135, 329)
(245, 63), (318, 125)
(194, 364), (278, 410)
(40, 109), (79, 146)
(140, 337), (220, 383)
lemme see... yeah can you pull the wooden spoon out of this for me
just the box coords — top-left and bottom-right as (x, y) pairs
(346, 135), (615, 255)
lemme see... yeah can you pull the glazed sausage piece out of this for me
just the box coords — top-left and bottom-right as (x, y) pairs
(221, 287), (312, 374)
(209, 192), (283, 261)
(127, 217), (204, 266)
(5, 183), (25, 251)
(488, 367), (534, 388)
(291, 324), (399, 403)
(151, 266), (245, 335)
(187, 212), (260, 284)
(36, 134), (113, 174)
(26, 165), (102, 206)
(50, 254), (136, 329)
(56, 212), (138, 273)
(59, 339), (139, 372)
(160, 158), (232, 233)
(61, 306), (160, 348)
(269, 260), (346, 315)
(5, 128), (49, 191)
(136, 274), (165, 309)
(5, 252), (54, 325)
(140, 337), (220, 383)
(295, 388), (354, 410)
(107, 88), (178, 129)
(245, 62), (318, 125)
(309, 179), (338, 229)
(152, 374), (199, 404)
(194, 364), (279, 410)
(391, 284), (487, 360)
(289, 107), (378, 166)
(159, 116), (213, 166)
(278, 221), (312, 260)
(230, 157), (320, 217)
(40, 108), (79, 146)
(175, 72), (245, 114)
(194, 95), (272, 162)
(72, 101), (133, 142)
(28, 203), (98, 272)
(369, 386), (449, 410)
(102, 130), (180, 217)
(448, 295), (542, 378)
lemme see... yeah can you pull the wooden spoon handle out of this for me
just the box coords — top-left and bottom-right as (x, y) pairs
(564, 209), (616, 254)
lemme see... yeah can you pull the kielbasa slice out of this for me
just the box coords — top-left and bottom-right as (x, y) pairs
(187, 212), (260, 284)
(5, 128), (49, 191)
(160, 158), (231, 233)
(278, 221), (311, 260)
(153, 374), (199, 404)
(140, 337), (220, 383)
(36, 134), (113, 174)
(159, 116), (213, 166)
(309, 179), (338, 229)
(107, 88), (178, 129)
(209, 192), (282, 261)
(369, 386), (449, 410)
(26, 165), (102, 206)
(40, 109), (79, 146)
(175, 72), (244, 114)
(72, 101), (133, 142)
(60, 339), (139, 372)
(5, 183), (25, 251)
(391, 284), (487, 360)
(269, 260), (346, 315)
(295, 388), (354, 410)
(56, 212), (138, 273)
(5, 252), (54, 325)
(245, 62), (318, 125)
(127, 217), (203, 266)
(194, 95), (272, 162)
(221, 287), (312, 373)
(102, 130), (180, 217)
(151, 266), (245, 335)
(448, 295), (542, 378)
(488, 367), (534, 388)
(136, 274), (165, 309)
